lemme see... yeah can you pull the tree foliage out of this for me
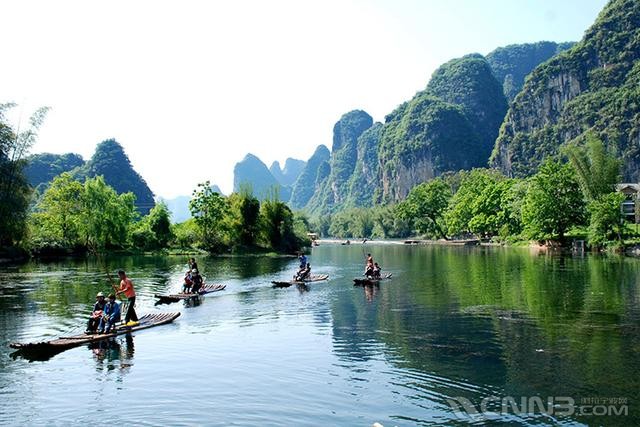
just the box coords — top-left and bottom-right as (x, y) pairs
(0, 104), (49, 247)
(259, 193), (302, 251)
(397, 178), (451, 239)
(587, 192), (625, 246)
(31, 174), (137, 251)
(564, 132), (621, 202)
(189, 181), (229, 251)
(132, 201), (173, 249)
(522, 160), (586, 241)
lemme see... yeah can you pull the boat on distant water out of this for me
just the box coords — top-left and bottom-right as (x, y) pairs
(353, 273), (393, 286)
(271, 274), (329, 288)
(154, 283), (226, 304)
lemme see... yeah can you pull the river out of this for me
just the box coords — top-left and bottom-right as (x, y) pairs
(1, 244), (638, 426)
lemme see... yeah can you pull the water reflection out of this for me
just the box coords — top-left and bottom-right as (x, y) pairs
(90, 334), (135, 374)
(322, 245), (640, 425)
(2, 247), (640, 426)
(296, 283), (310, 293)
(361, 283), (380, 302)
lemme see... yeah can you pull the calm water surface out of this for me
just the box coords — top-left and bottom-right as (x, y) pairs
(1, 245), (639, 426)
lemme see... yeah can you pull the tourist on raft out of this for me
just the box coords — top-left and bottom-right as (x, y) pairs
(298, 252), (307, 269)
(115, 269), (139, 326)
(295, 263), (311, 281)
(364, 254), (375, 278)
(182, 270), (193, 293)
(372, 262), (382, 279)
(86, 292), (106, 334)
(188, 257), (198, 273)
(98, 294), (121, 334)
(190, 269), (204, 294)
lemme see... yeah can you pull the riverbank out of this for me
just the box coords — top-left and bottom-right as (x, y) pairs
(316, 238), (489, 247)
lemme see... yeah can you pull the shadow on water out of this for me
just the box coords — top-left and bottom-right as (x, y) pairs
(10, 345), (69, 362)
(10, 333), (136, 365)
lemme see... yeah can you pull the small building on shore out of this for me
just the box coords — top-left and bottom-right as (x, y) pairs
(615, 183), (640, 223)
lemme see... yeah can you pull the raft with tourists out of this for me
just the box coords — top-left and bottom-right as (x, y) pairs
(353, 273), (393, 286)
(154, 283), (226, 304)
(9, 312), (180, 360)
(272, 274), (329, 288)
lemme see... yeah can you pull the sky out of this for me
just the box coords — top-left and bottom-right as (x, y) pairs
(1, 0), (609, 198)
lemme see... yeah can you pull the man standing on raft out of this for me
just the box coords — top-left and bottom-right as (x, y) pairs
(115, 269), (139, 326)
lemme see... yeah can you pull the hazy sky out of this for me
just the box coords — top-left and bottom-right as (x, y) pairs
(1, 0), (608, 197)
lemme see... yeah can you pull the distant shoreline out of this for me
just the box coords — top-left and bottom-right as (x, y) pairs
(315, 238), (482, 246)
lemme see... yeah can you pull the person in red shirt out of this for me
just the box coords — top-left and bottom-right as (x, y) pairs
(115, 269), (139, 325)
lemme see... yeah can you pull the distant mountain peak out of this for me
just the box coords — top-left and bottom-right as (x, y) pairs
(233, 153), (290, 200)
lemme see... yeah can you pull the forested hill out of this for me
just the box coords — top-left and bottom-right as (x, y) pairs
(24, 153), (84, 191)
(486, 41), (574, 101)
(25, 139), (156, 214)
(491, 0), (640, 180)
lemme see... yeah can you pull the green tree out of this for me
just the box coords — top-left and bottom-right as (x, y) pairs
(171, 218), (201, 248)
(36, 172), (84, 246)
(445, 169), (503, 237)
(132, 202), (173, 249)
(0, 104), (49, 247)
(351, 208), (374, 238)
(189, 181), (229, 251)
(309, 214), (331, 237)
(226, 190), (260, 247)
(259, 194), (299, 251)
(81, 176), (136, 250)
(522, 160), (586, 242)
(468, 179), (518, 239)
(147, 202), (173, 247)
(564, 132), (621, 202)
(328, 210), (354, 238)
(587, 192), (625, 246)
(397, 178), (451, 239)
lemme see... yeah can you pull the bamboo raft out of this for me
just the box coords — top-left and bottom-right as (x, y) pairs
(272, 274), (329, 288)
(353, 273), (393, 286)
(9, 312), (180, 360)
(154, 283), (226, 304)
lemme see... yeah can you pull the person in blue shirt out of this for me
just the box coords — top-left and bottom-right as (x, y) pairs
(294, 253), (308, 280)
(98, 294), (122, 334)
(298, 252), (307, 269)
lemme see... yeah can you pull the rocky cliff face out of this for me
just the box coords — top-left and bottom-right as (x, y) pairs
(377, 54), (506, 202)
(378, 93), (482, 202)
(344, 122), (383, 208)
(327, 110), (374, 203)
(305, 111), (374, 214)
(289, 145), (330, 209)
(491, 0), (640, 179)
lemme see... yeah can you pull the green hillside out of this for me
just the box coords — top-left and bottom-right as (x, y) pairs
(491, 0), (640, 180)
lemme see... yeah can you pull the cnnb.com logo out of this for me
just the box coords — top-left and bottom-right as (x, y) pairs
(446, 396), (628, 421)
